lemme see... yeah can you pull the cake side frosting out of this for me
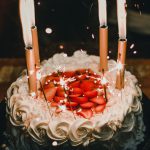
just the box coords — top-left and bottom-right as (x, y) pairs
(6, 51), (144, 148)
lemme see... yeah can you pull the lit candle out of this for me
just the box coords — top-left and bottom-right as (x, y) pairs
(28, 0), (41, 70)
(116, 0), (127, 89)
(20, 0), (37, 96)
(98, 0), (108, 72)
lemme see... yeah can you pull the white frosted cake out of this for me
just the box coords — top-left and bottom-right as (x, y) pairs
(6, 51), (145, 150)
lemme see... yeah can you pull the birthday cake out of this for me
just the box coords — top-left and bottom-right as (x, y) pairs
(6, 51), (145, 150)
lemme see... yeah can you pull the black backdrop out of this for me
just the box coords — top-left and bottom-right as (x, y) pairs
(0, 0), (150, 58)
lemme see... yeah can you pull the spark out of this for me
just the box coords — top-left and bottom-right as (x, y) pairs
(86, 26), (89, 30)
(116, 62), (123, 70)
(36, 70), (41, 80)
(101, 76), (108, 85)
(130, 44), (134, 49)
(59, 45), (64, 49)
(60, 77), (67, 87)
(30, 92), (36, 97)
(58, 105), (66, 111)
(59, 77), (76, 90)
(52, 141), (58, 146)
(92, 34), (95, 39)
(45, 28), (52, 34)
(133, 51), (137, 54)
(37, 1), (41, 5)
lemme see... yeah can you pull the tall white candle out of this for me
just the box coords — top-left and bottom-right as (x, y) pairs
(98, 0), (107, 27)
(117, 0), (127, 39)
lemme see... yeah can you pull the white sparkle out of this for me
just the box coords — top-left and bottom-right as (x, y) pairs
(45, 28), (52, 34)
(130, 44), (135, 49)
(52, 141), (58, 146)
(37, 2), (41, 5)
(59, 45), (64, 49)
(58, 105), (66, 111)
(116, 62), (123, 70)
(101, 77), (108, 85)
(133, 51), (137, 54)
(36, 70), (41, 80)
(30, 92), (36, 97)
(86, 26), (89, 30)
(92, 34), (95, 39)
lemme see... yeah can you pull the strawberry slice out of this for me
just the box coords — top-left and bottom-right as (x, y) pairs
(44, 82), (55, 89)
(69, 81), (80, 88)
(76, 74), (87, 80)
(54, 96), (65, 103)
(76, 109), (93, 119)
(43, 87), (57, 102)
(62, 71), (75, 78)
(51, 102), (58, 107)
(84, 90), (98, 98)
(80, 102), (94, 109)
(71, 96), (88, 104)
(80, 80), (95, 92)
(55, 107), (62, 113)
(66, 102), (78, 107)
(94, 104), (106, 113)
(70, 88), (83, 95)
(45, 75), (60, 82)
(57, 91), (66, 97)
(90, 96), (106, 105)
(56, 86), (66, 97)
(69, 94), (81, 98)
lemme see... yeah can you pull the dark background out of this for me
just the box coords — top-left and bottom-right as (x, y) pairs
(0, 0), (150, 59)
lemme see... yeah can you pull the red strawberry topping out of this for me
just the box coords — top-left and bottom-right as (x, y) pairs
(94, 104), (106, 113)
(84, 90), (98, 98)
(40, 69), (108, 119)
(90, 96), (106, 105)
(76, 109), (93, 119)
(80, 102), (95, 109)
(71, 96), (88, 104)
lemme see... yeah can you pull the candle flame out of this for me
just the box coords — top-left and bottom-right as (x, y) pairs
(19, 0), (35, 47)
(98, 0), (107, 27)
(20, 0), (32, 47)
(28, 0), (35, 27)
(117, 0), (127, 39)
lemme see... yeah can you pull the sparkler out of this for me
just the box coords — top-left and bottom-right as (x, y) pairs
(20, 0), (37, 96)
(101, 70), (108, 102)
(116, 0), (127, 89)
(98, 0), (108, 72)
